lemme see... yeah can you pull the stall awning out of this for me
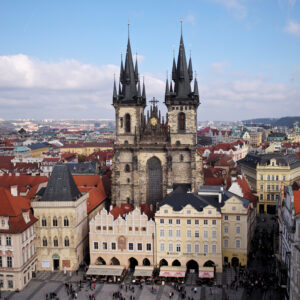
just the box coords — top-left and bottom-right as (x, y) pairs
(198, 267), (214, 278)
(86, 265), (125, 276)
(159, 266), (186, 278)
(133, 266), (154, 277)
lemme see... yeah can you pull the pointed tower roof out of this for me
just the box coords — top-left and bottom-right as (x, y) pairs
(165, 29), (199, 107)
(142, 79), (146, 99)
(41, 164), (81, 202)
(194, 77), (199, 96)
(113, 76), (117, 101)
(114, 28), (146, 106)
(165, 78), (170, 95)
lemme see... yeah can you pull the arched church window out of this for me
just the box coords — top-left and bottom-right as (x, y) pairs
(176, 141), (181, 145)
(126, 197), (130, 204)
(64, 217), (69, 227)
(125, 164), (130, 172)
(178, 113), (185, 131)
(53, 237), (58, 247)
(53, 217), (57, 227)
(125, 114), (131, 133)
(41, 217), (47, 227)
(120, 117), (123, 128)
(180, 154), (184, 162)
(42, 237), (47, 247)
(127, 178), (130, 183)
(64, 237), (69, 247)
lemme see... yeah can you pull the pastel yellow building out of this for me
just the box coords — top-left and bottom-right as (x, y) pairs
(155, 186), (223, 274)
(32, 164), (89, 271)
(239, 153), (300, 214)
(61, 142), (113, 156)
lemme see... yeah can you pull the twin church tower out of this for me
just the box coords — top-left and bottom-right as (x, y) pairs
(111, 30), (203, 207)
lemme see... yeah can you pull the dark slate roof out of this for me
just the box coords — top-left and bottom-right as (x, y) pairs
(159, 185), (249, 212)
(28, 142), (49, 150)
(268, 132), (286, 137)
(41, 164), (81, 202)
(238, 153), (300, 170)
(67, 162), (96, 174)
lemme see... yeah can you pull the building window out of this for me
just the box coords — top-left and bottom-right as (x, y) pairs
(176, 244), (181, 252)
(236, 239), (241, 249)
(212, 244), (217, 254)
(187, 210), (191, 214)
(137, 243), (142, 251)
(53, 217), (58, 227)
(187, 219), (191, 225)
(6, 236), (11, 246)
(195, 219), (199, 225)
(176, 229), (181, 238)
(204, 230), (208, 239)
(232, 206), (236, 211)
(160, 219), (164, 224)
(169, 243), (173, 252)
(168, 219), (173, 224)
(276, 175), (279, 181)
(42, 217), (47, 227)
(42, 237), (47, 247)
(7, 256), (12, 268)
(129, 243), (134, 251)
(204, 219), (208, 225)
(93, 242), (99, 250)
(260, 185), (263, 191)
(204, 244), (208, 254)
(168, 229), (173, 238)
(102, 242), (108, 250)
(178, 112), (186, 131)
(160, 229), (164, 237)
(125, 164), (130, 172)
(180, 154), (184, 162)
(212, 219), (217, 225)
(160, 243), (165, 252)
(8, 280), (13, 288)
(260, 194), (263, 200)
(176, 219), (180, 225)
(267, 175), (270, 180)
(64, 217), (69, 227)
(224, 239), (228, 248)
(236, 216), (240, 221)
(195, 230), (200, 238)
(127, 178), (130, 183)
(224, 226), (229, 233)
(125, 114), (131, 133)
(146, 243), (151, 251)
(212, 230), (217, 239)
(283, 176), (286, 181)
(267, 194), (270, 200)
(195, 244), (200, 253)
(164, 210), (168, 213)
(187, 244), (192, 253)
(187, 230), (192, 238)
(111, 242), (116, 250)
(224, 215), (229, 221)
(236, 226), (241, 234)
(0, 256), (2, 267)
(64, 237), (69, 247)
(53, 237), (58, 247)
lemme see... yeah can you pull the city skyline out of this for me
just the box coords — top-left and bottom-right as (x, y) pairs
(0, 0), (300, 120)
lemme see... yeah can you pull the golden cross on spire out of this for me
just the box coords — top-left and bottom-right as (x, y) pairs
(128, 18), (130, 37)
(180, 19), (183, 35)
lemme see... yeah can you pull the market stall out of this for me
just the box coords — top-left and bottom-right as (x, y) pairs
(86, 265), (126, 283)
(132, 266), (154, 284)
(197, 267), (214, 285)
(158, 266), (186, 284)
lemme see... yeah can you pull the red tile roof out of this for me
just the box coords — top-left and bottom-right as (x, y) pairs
(87, 187), (106, 214)
(0, 187), (38, 233)
(205, 177), (225, 186)
(110, 204), (133, 220)
(294, 190), (300, 215)
(236, 175), (257, 204)
(0, 175), (48, 191)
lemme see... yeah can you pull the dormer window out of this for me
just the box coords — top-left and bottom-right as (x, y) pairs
(22, 211), (30, 224)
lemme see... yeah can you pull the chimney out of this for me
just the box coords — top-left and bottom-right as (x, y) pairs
(10, 185), (18, 197)
(218, 187), (223, 203)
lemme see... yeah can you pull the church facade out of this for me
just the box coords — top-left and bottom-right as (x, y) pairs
(111, 34), (203, 207)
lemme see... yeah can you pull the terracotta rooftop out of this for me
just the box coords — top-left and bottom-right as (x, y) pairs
(0, 187), (38, 233)
(294, 190), (300, 215)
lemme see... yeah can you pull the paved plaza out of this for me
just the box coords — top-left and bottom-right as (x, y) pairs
(0, 270), (234, 300)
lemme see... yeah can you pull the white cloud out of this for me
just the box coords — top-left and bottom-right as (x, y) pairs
(284, 20), (300, 36)
(211, 61), (229, 74)
(0, 54), (164, 119)
(211, 0), (247, 19)
(185, 14), (196, 24)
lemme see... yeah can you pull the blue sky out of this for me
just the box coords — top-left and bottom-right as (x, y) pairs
(0, 0), (299, 121)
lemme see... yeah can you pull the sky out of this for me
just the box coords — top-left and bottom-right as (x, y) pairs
(0, 0), (300, 121)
